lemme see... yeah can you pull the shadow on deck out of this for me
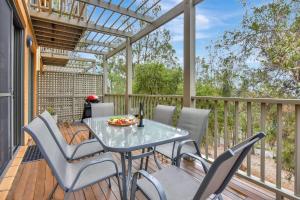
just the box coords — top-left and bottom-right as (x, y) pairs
(0, 123), (276, 200)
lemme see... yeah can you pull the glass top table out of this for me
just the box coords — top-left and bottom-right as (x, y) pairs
(83, 116), (190, 200)
(83, 117), (190, 152)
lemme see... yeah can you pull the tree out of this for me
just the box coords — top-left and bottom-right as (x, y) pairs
(133, 63), (182, 95)
(210, 0), (300, 97)
(101, 0), (180, 93)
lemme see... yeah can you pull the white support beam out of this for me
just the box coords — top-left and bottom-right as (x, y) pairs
(77, 0), (154, 23)
(73, 48), (107, 55)
(106, 0), (203, 58)
(79, 39), (117, 48)
(103, 56), (108, 94)
(125, 38), (132, 114)
(183, 0), (196, 107)
(30, 10), (133, 37)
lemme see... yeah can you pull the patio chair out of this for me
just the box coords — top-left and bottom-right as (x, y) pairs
(139, 105), (176, 170)
(39, 111), (104, 161)
(130, 132), (265, 200)
(23, 117), (122, 200)
(153, 105), (176, 126)
(91, 102), (114, 118)
(154, 107), (210, 164)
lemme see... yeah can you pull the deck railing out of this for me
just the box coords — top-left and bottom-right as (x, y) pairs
(104, 93), (300, 199)
(40, 47), (71, 56)
(29, 0), (84, 19)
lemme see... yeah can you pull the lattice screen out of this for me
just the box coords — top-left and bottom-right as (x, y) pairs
(37, 71), (103, 121)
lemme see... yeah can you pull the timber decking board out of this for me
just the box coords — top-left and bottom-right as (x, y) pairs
(1, 123), (276, 200)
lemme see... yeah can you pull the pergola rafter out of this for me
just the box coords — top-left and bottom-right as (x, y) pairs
(30, 10), (133, 37)
(77, 0), (154, 23)
(29, 0), (204, 93)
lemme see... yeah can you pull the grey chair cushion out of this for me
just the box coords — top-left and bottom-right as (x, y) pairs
(137, 165), (202, 200)
(39, 111), (104, 160)
(177, 107), (210, 144)
(153, 105), (176, 126)
(66, 152), (119, 191)
(91, 102), (114, 118)
(155, 142), (197, 159)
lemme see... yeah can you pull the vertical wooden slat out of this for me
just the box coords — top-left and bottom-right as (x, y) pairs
(260, 103), (266, 182)
(295, 105), (300, 197)
(49, 0), (52, 13)
(214, 100), (218, 159)
(69, 0), (75, 19)
(204, 100), (209, 159)
(246, 102), (252, 176)
(233, 101), (239, 145)
(224, 101), (228, 151)
(59, 0), (63, 16)
(276, 103), (283, 200)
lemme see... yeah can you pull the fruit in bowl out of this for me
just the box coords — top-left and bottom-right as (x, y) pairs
(107, 116), (137, 126)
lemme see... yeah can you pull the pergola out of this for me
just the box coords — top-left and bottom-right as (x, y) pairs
(28, 0), (203, 111)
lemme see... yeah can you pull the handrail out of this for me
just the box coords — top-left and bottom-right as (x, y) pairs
(192, 96), (300, 104)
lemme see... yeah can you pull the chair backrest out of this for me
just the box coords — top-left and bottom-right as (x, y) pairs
(38, 111), (69, 158)
(194, 132), (265, 200)
(23, 117), (69, 190)
(177, 107), (210, 144)
(153, 105), (176, 126)
(91, 102), (114, 118)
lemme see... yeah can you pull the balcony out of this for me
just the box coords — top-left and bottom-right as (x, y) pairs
(0, 0), (299, 199)
(0, 123), (276, 200)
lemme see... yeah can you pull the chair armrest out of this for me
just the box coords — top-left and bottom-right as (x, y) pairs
(176, 152), (209, 174)
(70, 158), (120, 191)
(70, 140), (99, 160)
(130, 170), (167, 200)
(69, 129), (89, 144)
(176, 139), (201, 159)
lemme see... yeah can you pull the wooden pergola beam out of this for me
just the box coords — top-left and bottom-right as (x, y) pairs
(106, 0), (203, 58)
(30, 10), (133, 37)
(77, 0), (154, 23)
(183, 0), (196, 107)
(73, 48), (107, 55)
(79, 39), (117, 49)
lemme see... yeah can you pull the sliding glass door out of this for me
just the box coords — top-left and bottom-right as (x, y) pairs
(0, 0), (13, 175)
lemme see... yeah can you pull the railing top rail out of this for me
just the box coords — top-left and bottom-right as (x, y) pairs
(104, 94), (300, 104)
(192, 96), (300, 104)
(129, 94), (183, 98)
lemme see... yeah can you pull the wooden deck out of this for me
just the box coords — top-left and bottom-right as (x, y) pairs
(0, 123), (276, 200)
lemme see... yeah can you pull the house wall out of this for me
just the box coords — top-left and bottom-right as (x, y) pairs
(13, 0), (39, 144)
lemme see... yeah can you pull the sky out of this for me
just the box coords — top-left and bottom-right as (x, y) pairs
(79, 0), (266, 66)
(160, 0), (245, 65)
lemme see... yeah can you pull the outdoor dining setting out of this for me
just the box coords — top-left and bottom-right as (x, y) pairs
(1, 0), (300, 200)
(22, 103), (265, 200)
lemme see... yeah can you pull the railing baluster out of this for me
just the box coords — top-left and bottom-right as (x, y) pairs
(247, 102), (252, 176)
(214, 100), (218, 159)
(260, 102), (266, 182)
(233, 101), (239, 145)
(276, 103), (283, 200)
(224, 101), (228, 151)
(295, 105), (300, 197)
(205, 100), (209, 159)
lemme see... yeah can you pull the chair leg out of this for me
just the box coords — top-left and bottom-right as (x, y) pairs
(64, 192), (71, 200)
(212, 194), (223, 200)
(47, 182), (59, 200)
(153, 151), (162, 169)
(108, 178), (112, 188)
(116, 174), (123, 200)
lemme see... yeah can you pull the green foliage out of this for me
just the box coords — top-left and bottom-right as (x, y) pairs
(133, 63), (182, 95)
(47, 107), (55, 115)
